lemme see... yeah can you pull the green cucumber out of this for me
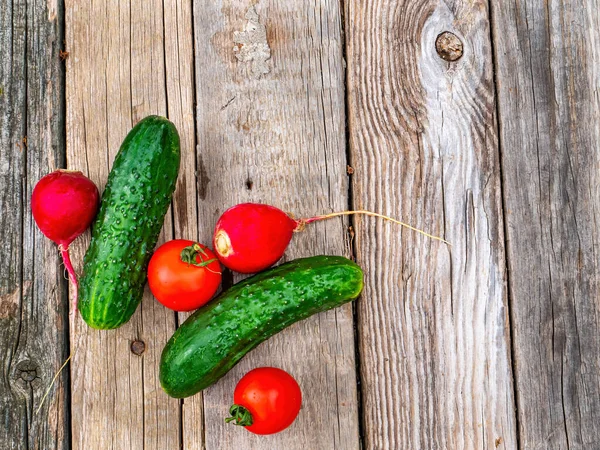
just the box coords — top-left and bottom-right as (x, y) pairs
(78, 116), (180, 329)
(159, 255), (364, 398)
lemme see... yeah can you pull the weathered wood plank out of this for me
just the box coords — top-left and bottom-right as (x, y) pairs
(491, 1), (600, 448)
(66, 0), (196, 448)
(191, 1), (358, 448)
(0, 0), (69, 449)
(168, 0), (204, 437)
(345, 0), (517, 448)
(163, 0), (204, 445)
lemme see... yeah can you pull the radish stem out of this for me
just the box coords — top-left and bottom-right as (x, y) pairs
(59, 244), (78, 309)
(296, 210), (450, 245)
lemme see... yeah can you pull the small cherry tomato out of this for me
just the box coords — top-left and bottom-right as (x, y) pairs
(147, 239), (222, 312)
(226, 367), (302, 435)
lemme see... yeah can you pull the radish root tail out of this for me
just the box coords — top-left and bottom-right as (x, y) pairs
(36, 350), (74, 415)
(296, 210), (450, 245)
(38, 245), (81, 414)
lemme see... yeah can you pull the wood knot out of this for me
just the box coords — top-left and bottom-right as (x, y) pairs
(130, 340), (146, 356)
(15, 360), (39, 383)
(435, 32), (463, 62)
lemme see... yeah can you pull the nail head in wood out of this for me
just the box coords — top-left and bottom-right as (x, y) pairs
(435, 32), (463, 62)
(131, 340), (146, 356)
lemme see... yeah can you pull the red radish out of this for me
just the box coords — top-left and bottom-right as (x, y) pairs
(213, 204), (295, 274)
(213, 203), (449, 274)
(31, 170), (99, 306)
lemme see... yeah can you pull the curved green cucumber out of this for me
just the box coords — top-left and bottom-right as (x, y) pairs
(159, 255), (364, 398)
(78, 116), (180, 329)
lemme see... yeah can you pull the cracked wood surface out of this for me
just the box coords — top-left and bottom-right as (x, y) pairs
(492, 0), (600, 448)
(2, 0), (600, 449)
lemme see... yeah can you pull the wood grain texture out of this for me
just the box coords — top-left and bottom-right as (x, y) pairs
(491, 0), (600, 448)
(65, 0), (195, 448)
(0, 0), (69, 449)
(345, 0), (517, 448)
(191, 1), (358, 448)
(164, 0), (205, 445)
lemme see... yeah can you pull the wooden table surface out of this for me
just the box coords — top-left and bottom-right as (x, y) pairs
(2, 1), (599, 449)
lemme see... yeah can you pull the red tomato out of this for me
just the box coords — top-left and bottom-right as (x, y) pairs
(226, 367), (302, 435)
(147, 239), (222, 312)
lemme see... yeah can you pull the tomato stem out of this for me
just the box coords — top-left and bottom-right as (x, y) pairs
(225, 404), (254, 427)
(295, 210), (450, 245)
(180, 243), (219, 269)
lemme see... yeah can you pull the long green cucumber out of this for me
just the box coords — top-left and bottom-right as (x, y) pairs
(78, 115), (180, 329)
(159, 255), (364, 398)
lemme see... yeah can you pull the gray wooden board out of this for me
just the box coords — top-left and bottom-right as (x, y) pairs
(64, 0), (192, 448)
(345, 0), (517, 448)
(491, 0), (600, 448)
(192, 1), (359, 448)
(0, 0), (69, 449)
